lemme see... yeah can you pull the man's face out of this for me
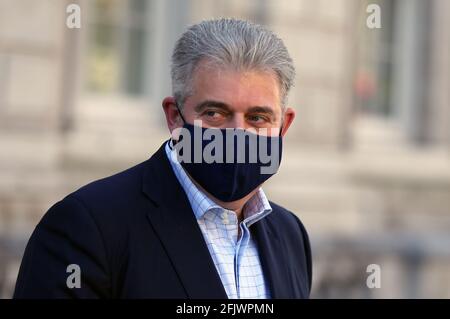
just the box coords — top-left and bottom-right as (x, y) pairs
(163, 60), (295, 137)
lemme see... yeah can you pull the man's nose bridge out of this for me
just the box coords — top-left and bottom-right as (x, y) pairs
(230, 113), (246, 129)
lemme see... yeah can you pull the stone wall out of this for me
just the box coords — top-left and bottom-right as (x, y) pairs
(0, 0), (449, 298)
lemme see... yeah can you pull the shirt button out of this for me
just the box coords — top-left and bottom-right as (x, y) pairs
(221, 212), (229, 224)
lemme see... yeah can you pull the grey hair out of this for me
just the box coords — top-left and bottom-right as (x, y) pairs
(171, 18), (295, 108)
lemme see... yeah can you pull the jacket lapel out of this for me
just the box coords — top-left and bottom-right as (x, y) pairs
(142, 142), (228, 299)
(253, 217), (293, 298)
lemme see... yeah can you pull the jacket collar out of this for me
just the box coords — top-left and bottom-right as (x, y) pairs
(142, 142), (227, 298)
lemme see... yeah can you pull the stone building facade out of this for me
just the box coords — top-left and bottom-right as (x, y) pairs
(0, 0), (449, 298)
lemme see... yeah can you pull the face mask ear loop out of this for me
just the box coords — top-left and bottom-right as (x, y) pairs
(175, 101), (186, 124)
(172, 101), (186, 147)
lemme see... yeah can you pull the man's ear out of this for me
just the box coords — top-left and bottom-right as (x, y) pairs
(280, 107), (295, 136)
(162, 96), (183, 133)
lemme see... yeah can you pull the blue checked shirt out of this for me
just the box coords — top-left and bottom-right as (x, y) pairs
(165, 140), (272, 299)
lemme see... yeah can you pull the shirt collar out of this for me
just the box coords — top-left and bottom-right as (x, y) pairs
(165, 140), (272, 224)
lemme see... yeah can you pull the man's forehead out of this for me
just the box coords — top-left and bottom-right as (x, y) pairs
(189, 61), (282, 112)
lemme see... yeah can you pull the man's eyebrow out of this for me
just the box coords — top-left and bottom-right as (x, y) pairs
(194, 100), (231, 113)
(247, 106), (276, 116)
(194, 101), (276, 117)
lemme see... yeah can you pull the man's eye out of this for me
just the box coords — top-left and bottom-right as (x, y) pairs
(206, 111), (218, 117)
(248, 115), (267, 123)
(203, 110), (225, 120)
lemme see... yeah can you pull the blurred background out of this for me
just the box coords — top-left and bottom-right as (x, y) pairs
(0, 0), (449, 298)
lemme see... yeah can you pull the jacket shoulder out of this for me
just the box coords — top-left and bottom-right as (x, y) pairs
(69, 160), (149, 204)
(268, 201), (308, 231)
(49, 159), (155, 254)
(267, 201), (313, 292)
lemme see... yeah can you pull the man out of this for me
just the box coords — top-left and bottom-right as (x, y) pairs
(14, 18), (312, 299)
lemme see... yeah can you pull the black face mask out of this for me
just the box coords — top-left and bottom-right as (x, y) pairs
(173, 103), (283, 202)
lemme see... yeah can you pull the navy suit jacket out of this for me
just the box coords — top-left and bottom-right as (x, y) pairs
(14, 142), (312, 298)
